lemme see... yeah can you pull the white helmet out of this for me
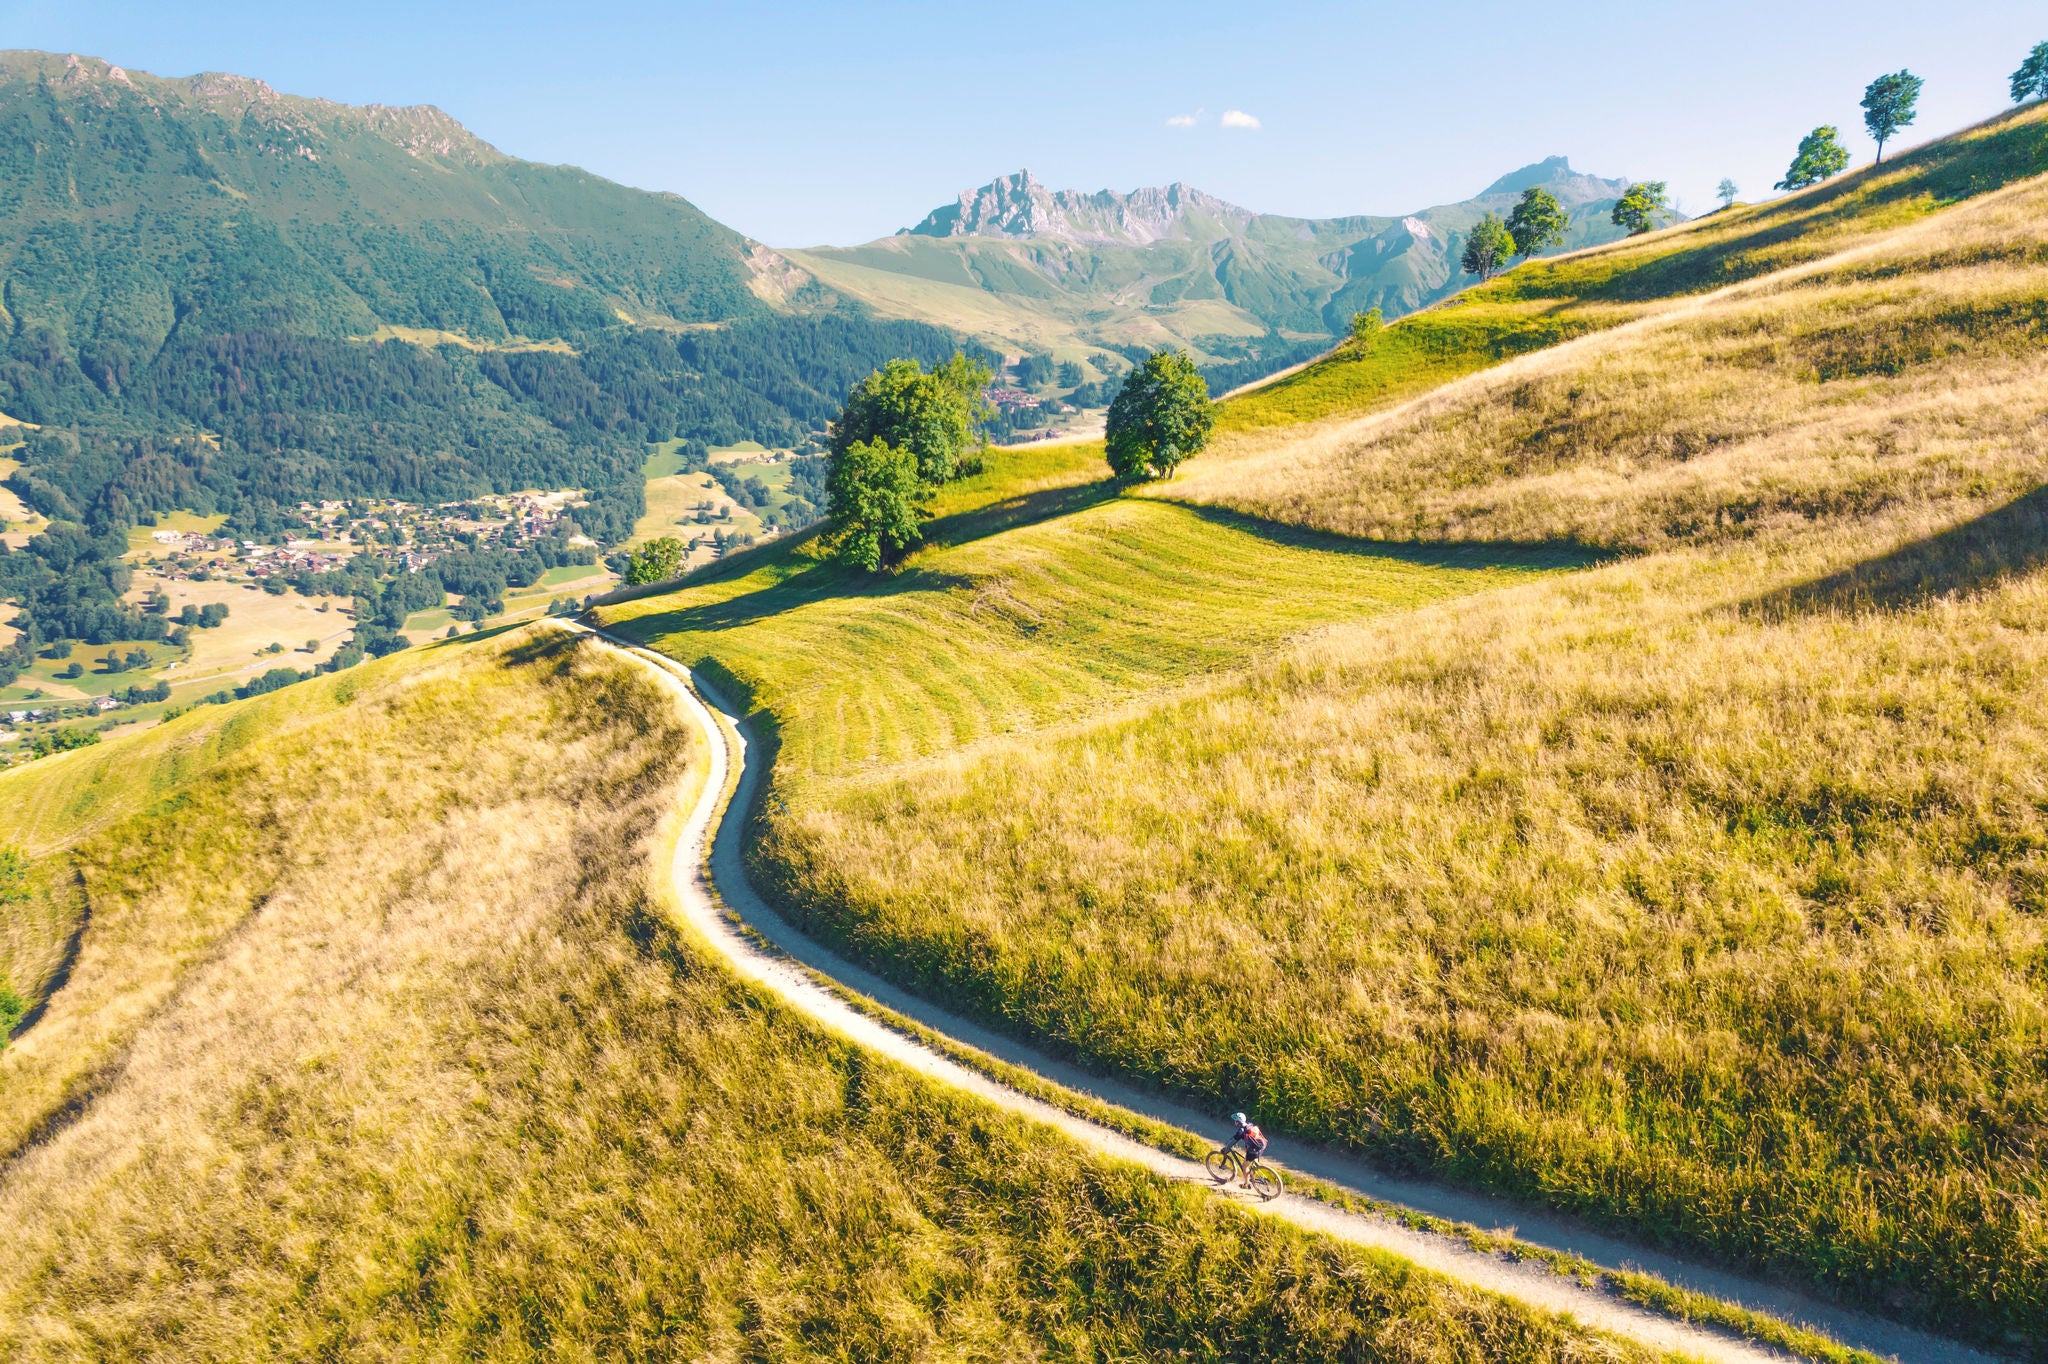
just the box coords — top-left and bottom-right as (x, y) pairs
(1231, 1112), (1247, 1124)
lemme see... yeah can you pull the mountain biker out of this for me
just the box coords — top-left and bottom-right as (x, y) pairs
(1224, 1111), (1268, 1181)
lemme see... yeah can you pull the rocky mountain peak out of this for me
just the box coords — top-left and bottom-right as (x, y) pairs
(905, 170), (1252, 244)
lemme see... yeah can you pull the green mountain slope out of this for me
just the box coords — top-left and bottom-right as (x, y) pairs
(0, 51), (965, 540)
(789, 160), (1659, 376)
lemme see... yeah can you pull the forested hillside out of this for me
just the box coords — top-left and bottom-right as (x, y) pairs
(0, 51), (962, 542)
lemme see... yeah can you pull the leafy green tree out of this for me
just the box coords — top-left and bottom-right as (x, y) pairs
(1104, 351), (1215, 479)
(1776, 126), (1851, 190)
(825, 439), (930, 571)
(1459, 212), (1516, 279)
(828, 353), (993, 485)
(1716, 178), (1740, 209)
(1505, 188), (1568, 257)
(1862, 70), (1923, 163)
(2010, 42), (2048, 103)
(1350, 306), (1383, 346)
(623, 536), (686, 585)
(1610, 182), (1669, 236)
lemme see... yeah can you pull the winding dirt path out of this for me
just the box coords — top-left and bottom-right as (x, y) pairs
(582, 624), (1994, 1364)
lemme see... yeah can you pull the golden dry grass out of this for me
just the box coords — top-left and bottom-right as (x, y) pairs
(1165, 175), (2048, 554)
(0, 625), (1649, 1362)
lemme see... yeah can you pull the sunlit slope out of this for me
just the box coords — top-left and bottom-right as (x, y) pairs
(718, 167), (2048, 1344)
(1168, 170), (2048, 551)
(0, 668), (406, 1023)
(0, 628), (1640, 1363)
(1219, 100), (2048, 432)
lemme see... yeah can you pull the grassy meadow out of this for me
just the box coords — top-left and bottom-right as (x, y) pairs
(1222, 100), (2048, 433)
(0, 627), (1644, 1363)
(599, 113), (2048, 1348)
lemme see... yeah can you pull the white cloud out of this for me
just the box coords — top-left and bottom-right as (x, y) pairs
(1220, 109), (1261, 129)
(1165, 110), (1202, 128)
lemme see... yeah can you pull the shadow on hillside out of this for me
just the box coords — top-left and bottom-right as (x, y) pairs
(1746, 485), (2048, 617)
(1177, 504), (1616, 573)
(921, 476), (1121, 550)
(608, 561), (978, 642)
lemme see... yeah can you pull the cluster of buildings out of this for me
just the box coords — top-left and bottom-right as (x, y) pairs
(983, 386), (1044, 411)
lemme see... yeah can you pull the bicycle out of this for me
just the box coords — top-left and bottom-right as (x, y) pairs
(1204, 1145), (1283, 1201)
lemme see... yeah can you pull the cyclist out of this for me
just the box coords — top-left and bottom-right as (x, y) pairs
(1224, 1111), (1268, 1183)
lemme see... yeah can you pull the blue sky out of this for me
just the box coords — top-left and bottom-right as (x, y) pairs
(4, 1), (2041, 244)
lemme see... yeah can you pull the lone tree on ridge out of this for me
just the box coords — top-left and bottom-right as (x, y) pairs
(1716, 178), (1740, 210)
(1505, 187), (1568, 258)
(1460, 212), (1516, 279)
(2012, 42), (2048, 103)
(1861, 70), (1923, 163)
(1104, 351), (1214, 480)
(1776, 126), (1851, 190)
(1610, 182), (1668, 236)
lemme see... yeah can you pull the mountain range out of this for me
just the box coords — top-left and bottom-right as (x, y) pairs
(788, 159), (1662, 373)
(0, 50), (964, 541)
(0, 49), (1666, 541)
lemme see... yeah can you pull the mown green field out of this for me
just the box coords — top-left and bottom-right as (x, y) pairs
(602, 467), (1577, 780)
(601, 110), (2048, 1349)
(0, 626), (1642, 1364)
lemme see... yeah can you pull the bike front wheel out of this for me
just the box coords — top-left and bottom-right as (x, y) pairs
(1249, 1164), (1283, 1201)
(1203, 1149), (1239, 1184)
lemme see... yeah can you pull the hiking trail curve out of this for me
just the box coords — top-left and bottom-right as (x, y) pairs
(575, 621), (1998, 1364)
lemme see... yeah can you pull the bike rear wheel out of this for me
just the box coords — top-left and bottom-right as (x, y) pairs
(1249, 1164), (1283, 1201)
(1202, 1149), (1239, 1184)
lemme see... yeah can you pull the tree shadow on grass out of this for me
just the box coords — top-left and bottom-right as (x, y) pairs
(1176, 503), (1616, 573)
(1746, 485), (2048, 618)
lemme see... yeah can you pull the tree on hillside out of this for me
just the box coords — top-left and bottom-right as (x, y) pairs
(1459, 213), (1516, 280)
(1776, 126), (1851, 190)
(623, 537), (686, 585)
(1104, 351), (1214, 480)
(1609, 182), (1668, 236)
(1350, 306), (1383, 347)
(828, 353), (994, 485)
(1505, 188), (1568, 258)
(825, 439), (930, 571)
(1716, 178), (1740, 210)
(2011, 42), (2048, 103)
(1862, 70), (1923, 163)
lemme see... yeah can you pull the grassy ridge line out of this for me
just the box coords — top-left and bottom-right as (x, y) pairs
(1218, 101), (2048, 432)
(1164, 169), (2048, 553)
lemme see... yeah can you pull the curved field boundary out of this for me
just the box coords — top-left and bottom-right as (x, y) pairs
(577, 623), (1994, 1364)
